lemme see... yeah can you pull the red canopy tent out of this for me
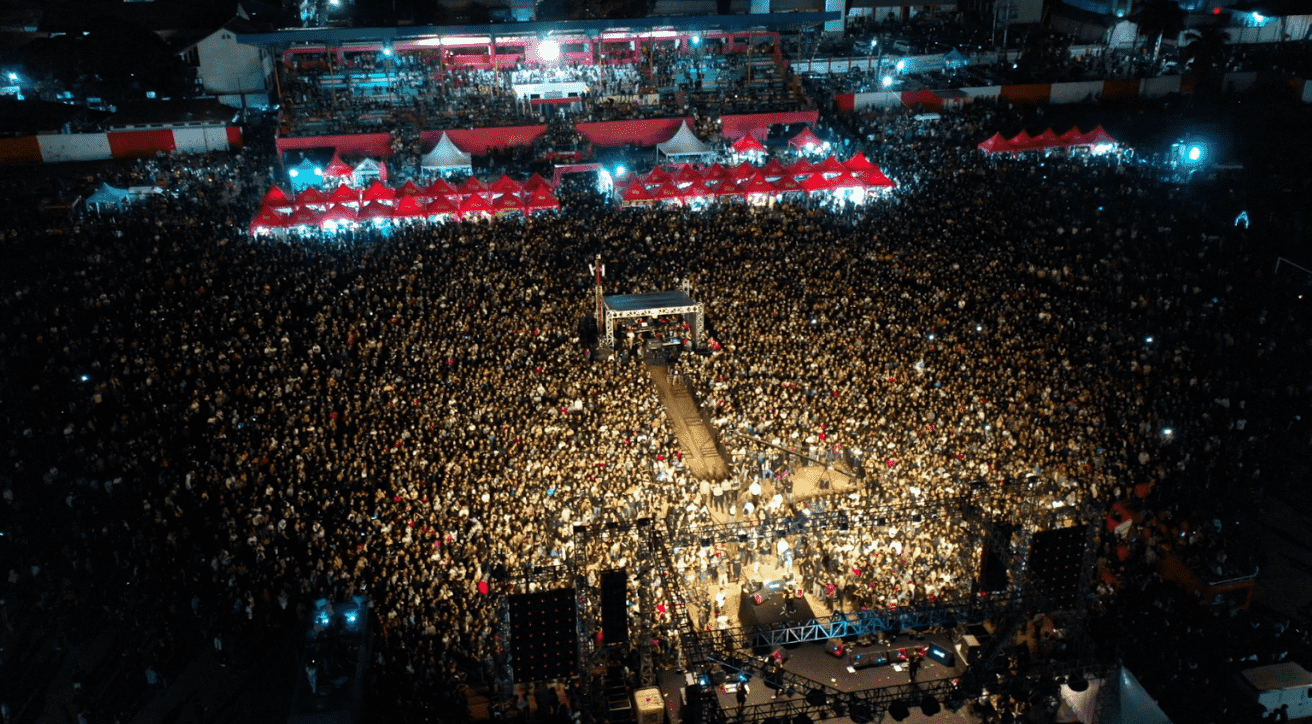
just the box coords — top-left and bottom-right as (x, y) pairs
(731, 134), (766, 155)
(816, 156), (849, 177)
(671, 164), (703, 187)
(801, 173), (835, 193)
(977, 133), (1010, 153)
(652, 180), (684, 202)
(391, 195), (429, 220)
(489, 175), (523, 197)
(362, 181), (396, 204)
(788, 158), (816, 178)
(729, 162), (757, 181)
(459, 193), (493, 218)
(295, 187), (327, 207)
(788, 126), (826, 152)
(740, 174), (777, 196)
(844, 152), (876, 172)
(702, 163), (730, 184)
(621, 182), (654, 205)
(319, 204), (358, 226)
(397, 180), (425, 199)
(426, 195), (459, 217)
(328, 184), (360, 206)
(682, 179), (714, 200)
(1074, 125), (1116, 147)
(424, 178), (458, 198)
(829, 172), (867, 191)
(324, 153), (353, 180)
(1007, 130), (1035, 152)
(1031, 129), (1059, 148)
(260, 185), (293, 211)
(1056, 128), (1083, 146)
(643, 166), (671, 185)
(772, 174), (802, 193)
(249, 206), (288, 234)
(358, 201), (394, 222)
(523, 173), (553, 191)
(458, 177), (489, 196)
(526, 186), (560, 212)
(853, 167), (897, 188)
(759, 158), (789, 181)
(492, 192), (526, 215)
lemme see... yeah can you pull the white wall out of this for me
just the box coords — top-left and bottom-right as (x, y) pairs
(173, 126), (234, 154)
(851, 91), (902, 109)
(825, 0), (846, 32)
(1141, 75), (1181, 98)
(1049, 80), (1105, 103)
(197, 29), (269, 97)
(38, 133), (112, 162)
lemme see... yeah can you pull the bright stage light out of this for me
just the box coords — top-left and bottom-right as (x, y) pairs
(1162, 427), (1174, 437)
(895, 59), (906, 72)
(539, 40), (561, 61)
(289, 168), (299, 177)
(1252, 11), (1265, 23)
(382, 45), (393, 56)
(615, 165), (626, 176)
(691, 35), (702, 46)
(882, 76), (893, 87)
(314, 167), (322, 176)
(6, 72), (16, 81)
(1188, 146), (1202, 161)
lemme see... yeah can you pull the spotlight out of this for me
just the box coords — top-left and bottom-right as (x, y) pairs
(1162, 427), (1174, 437)
(382, 44), (393, 56)
(539, 39), (561, 61)
(895, 59), (906, 72)
(920, 696), (941, 716)
(615, 165), (626, 176)
(289, 169), (299, 177)
(80, 375), (90, 382)
(1188, 146), (1201, 161)
(882, 76), (893, 87)
(6, 72), (16, 81)
(313, 167), (322, 176)
(887, 700), (911, 721)
(1252, 11), (1265, 22)
(691, 35), (701, 46)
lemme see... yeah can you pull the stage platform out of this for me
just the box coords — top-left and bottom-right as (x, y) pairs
(736, 580), (814, 629)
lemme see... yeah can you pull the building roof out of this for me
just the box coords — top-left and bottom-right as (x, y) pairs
(0, 98), (113, 134)
(107, 99), (239, 129)
(1241, 663), (1312, 692)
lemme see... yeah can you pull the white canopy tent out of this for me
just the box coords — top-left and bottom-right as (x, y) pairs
(1057, 667), (1172, 724)
(420, 133), (472, 173)
(656, 122), (713, 159)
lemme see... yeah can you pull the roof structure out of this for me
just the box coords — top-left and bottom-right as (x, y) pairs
(604, 290), (698, 315)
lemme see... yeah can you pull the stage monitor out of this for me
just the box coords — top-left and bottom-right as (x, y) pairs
(509, 588), (579, 683)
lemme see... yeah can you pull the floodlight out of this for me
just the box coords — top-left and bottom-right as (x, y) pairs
(1252, 11), (1265, 22)
(6, 72), (16, 81)
(289, 169), (299, 177)
(896, 59), (906, 71)
(691, 35), (702, 46)
(882, 76), (893, 87)
(1162, 427), (1174, 437)
(314, 167), (323, 176)
(382, 45), (394, 56)
(616, 165), (626, 176)
(540, 40), (561, 61)
(1188, 146), (1202, 161)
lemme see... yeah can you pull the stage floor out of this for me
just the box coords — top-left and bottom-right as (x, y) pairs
(705, 633), (980, 724)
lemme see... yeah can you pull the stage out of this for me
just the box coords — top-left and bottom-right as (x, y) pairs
(736, 580), (814, 629)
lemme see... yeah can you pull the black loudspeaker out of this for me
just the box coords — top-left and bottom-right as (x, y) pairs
(684, 685), (705, 724)
(601, 570), (628, 646)
(508, 588), (578, 683)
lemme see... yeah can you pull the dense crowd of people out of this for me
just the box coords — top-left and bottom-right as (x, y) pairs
(1, 79), (1311, 724)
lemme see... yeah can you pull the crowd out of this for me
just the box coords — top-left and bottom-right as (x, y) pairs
(0, 83), (1310, 724)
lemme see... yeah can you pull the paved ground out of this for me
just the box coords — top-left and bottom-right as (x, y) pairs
(645, 362), (732, 481)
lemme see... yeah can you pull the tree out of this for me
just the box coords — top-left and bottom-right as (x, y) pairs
(1131, 0), (1186, 65)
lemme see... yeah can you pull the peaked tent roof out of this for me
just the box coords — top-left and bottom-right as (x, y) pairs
(459, 176), (489, 195)
(702, 163), (730, 182)
(844, 152), (876, 172)
(977, 132), (1010, 153)
(854, 167), (897, 188)
(459, 193), (493, 216)
(328, 184), (360, 205)
(1075, 125), (1117, 146)
(523, 173), (552, 191)
(288, 205), (323, 226)
(1057, 127), (1083, 146)
(295, 187), (327, 206)
(391, 195), (429, 218)
(729, 161), (758, 180)
(249, 206), (288, 233)
(353, 157), (382, 175)
(362, 181), (395, 202)
(492, 192), (526, 212)
(788, 126), (826, 150)
(424, 178), (458, 198)
(397, 180), (423, 197)
(656, 121), (713, 157)
(772, 174), (802, 193)
(740, 174), (777, 195)
(489, 175), (523, 196)
(788, 158), (816, 177)
(320, 204), (358, 225)
(324, 152), (353, 178)
(526, 186), (560, 210)
(260, 185), (292, 207)
(652, 180), (684, 200)
(759, 158), (789, 180)
(426, 194), (459, 216)
(1031, 128), (1059, 147)
(420, 132), (473, 171)
(801, 173), (834, 192)
(622, 183), (655, 203)
(817, 156), (849, 176)
(731, 134), (766, 155)
(1008, 130), (1035, 151)
(358, 201), (393, 221)
(671, 164), (703, 185)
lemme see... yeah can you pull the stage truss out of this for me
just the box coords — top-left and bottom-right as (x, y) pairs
(600, 289), (705, 350)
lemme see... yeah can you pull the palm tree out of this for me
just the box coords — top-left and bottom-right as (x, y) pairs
(1131, 0), (1187, 65)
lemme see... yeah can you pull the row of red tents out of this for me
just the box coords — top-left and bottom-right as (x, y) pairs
(251, 175), (559, 233)
(977, 125), (1118, 155)
(617, 154), (895, 204)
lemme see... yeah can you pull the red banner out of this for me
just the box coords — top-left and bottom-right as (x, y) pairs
(899, 90), (942, 110)
(107, 130), (176, 159)
(999, 84), (1052, 106)
(574, 118), (692, 147)
(719, 111), (819, 141)
(423, 126), (547, 155)
(276, 133), (393, 159)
